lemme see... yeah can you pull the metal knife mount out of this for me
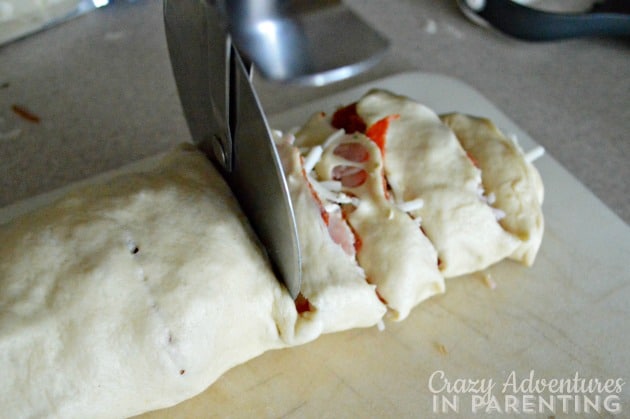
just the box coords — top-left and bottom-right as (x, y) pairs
(219, 0), (389, 84)
(164, 0), (388, 171)
(164, 0), (232, 171)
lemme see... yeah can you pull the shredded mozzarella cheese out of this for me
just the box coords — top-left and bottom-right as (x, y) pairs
(308, 175), (357, 205)
(376, 319), (385, 331)
(303, 146), (323, 173)
(482, 272), (497, 290)
(396, 198), (425, 213)
(491, 207), (507, 221)
(271, 129), (295, 146)
(270, 129), (284, 141)
(509, 132), (545, 164)
(476, 185), (486, 199)
(524, 146), (545, 163)
(318, 180), (343, 192)
(322, 129), (346, 149)
(324, 203), (341, 213)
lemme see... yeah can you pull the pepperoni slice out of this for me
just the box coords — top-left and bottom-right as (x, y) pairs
(332, 165), (368, 188)
(333, 142), (370, 162)
(299, 165), (329, 226)
(327, 210), (357, 257)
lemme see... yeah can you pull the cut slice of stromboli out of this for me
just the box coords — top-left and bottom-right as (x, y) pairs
(311, 132), (445, 321)
(354, 89), (520, 278)
(441, 113), (544, 266)
(274, 133), (387, 333)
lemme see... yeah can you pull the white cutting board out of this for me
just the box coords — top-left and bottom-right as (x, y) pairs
(3, 72), (629, 418)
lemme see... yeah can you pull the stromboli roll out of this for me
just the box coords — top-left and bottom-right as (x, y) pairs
(0, 88), (545, 418)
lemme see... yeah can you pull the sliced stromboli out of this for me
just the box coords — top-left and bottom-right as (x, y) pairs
(441, 113), (544, 266)
(314, 132), (445, 321)
(354, 89), (520, 278)
(275, 134), (387, 333)
(0, 144), (386, 419)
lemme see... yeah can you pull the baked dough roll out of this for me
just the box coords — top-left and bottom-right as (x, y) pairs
(313, 133), (445, 320)
(354, 89), (520, 277)
(274, 134), (387, 332)
(0, 144), (295, 418)
(441, 113), (544, 265)
(0, 144), (383, 419)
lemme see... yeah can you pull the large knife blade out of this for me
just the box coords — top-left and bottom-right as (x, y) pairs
(164, 0), (302, 298)
(228, 49), (302, 298)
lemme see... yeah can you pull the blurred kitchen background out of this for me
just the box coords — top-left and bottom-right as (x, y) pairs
(0, 0), (628, 223)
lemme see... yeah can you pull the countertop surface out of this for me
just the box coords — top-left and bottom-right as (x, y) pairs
(0, 0), (628, 224)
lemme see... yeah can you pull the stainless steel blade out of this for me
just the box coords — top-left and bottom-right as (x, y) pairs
(164, 0), (302, 298)
(228, 48), (302, 298)
(163, 0), (231, 169)
(164, 0), (232, 167)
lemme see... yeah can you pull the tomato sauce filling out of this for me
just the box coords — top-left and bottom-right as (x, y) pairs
(345, 216), (363, 254)
(365, 115), (399, 156)
(466, 151), (479, 168)
(294, 293), (311, 313)
(375, 289), (388, 305)
(336, 205), (363, 254)
(331, 102), (366, 133)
